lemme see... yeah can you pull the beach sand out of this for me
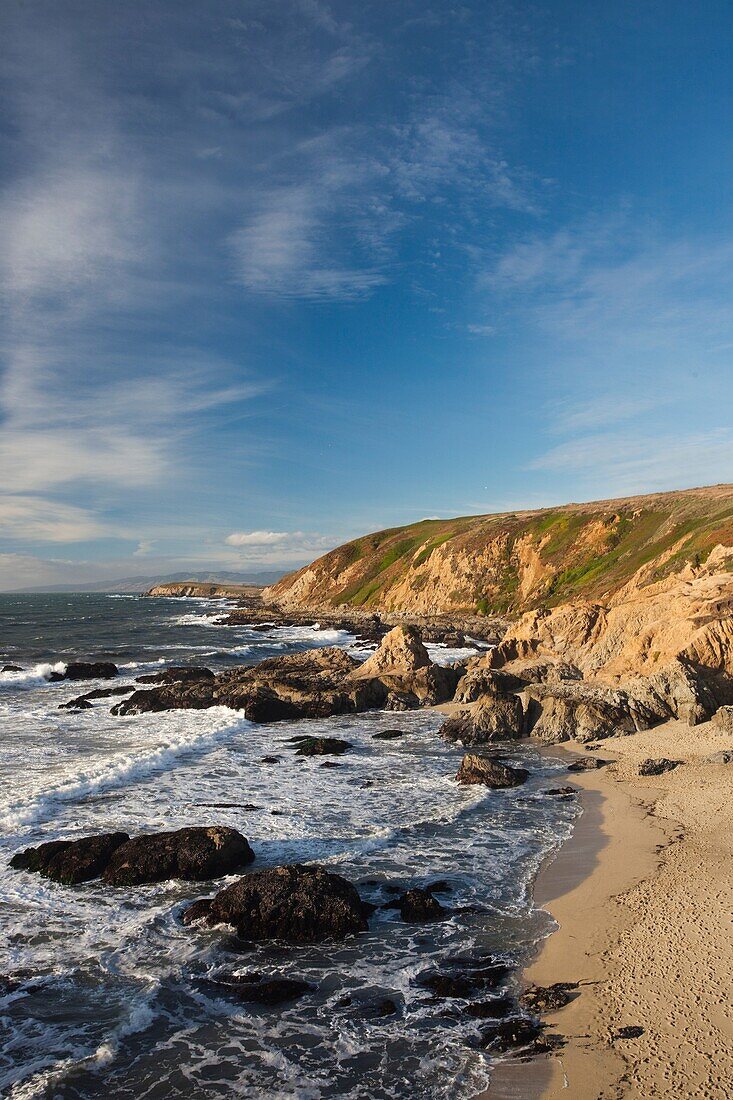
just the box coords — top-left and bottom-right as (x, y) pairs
(488, 718), (733, 1099)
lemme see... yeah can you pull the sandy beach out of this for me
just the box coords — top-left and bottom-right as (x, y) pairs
(490, 719), (733, 1099)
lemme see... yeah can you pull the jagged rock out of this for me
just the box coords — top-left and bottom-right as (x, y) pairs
(62, 661), (118, 681)
(637, 757), (681, 776)
(101, 827), (254, 886)
(625, 660), (717, 726)
(2, 664), (23, 672)
(112, 679), (215, 715)
(384, 690), (419, 710)
(61, 685), (135, 710)
(291, 736), (352, 756)
(136, 666), (215, 684)
(210, 973), (313, 1004)
(456, 754), (529, 788)
(371, 729), (404, 740)
(711, 705), (733, 732)
(519, 982), (578, 1014)
(543, 786), (576, 796)
(524, 681), (641, 743)
(567, 756), (610, 771)
(59, 697), (93, 710)
(440, 694), (524, 745)
(455, 659), (582, 701)
(352, 625), (431, 677)
(182, 864), (368, 943)
(10, 832), (130, 884)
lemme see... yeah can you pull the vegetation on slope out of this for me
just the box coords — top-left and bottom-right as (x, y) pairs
(267, 485), (733, 617)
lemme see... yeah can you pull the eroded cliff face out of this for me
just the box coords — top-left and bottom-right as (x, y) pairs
(266, 485), (733, 617)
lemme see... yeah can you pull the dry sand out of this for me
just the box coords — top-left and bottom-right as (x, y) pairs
(488, 718), (733, 1099)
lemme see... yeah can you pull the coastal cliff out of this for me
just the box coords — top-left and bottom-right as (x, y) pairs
(265, 484), (733, 617)
(144, 582), (264, 599)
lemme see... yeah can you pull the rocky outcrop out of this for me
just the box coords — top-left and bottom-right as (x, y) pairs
(48, 661), (118, 682)
(113, 628), (458, 723)
(10, 832), (130, 885)
(440, 694), (524, 744)
(101, 827), (254, 886)
(456, 754), (529, 788)
(637, 758), (681, 776)
(289, 735), (352, 756)
(523, 681), (641, 744)
(182, 864), (368, 943)
(383, 887), (447, 922)
(11, 827), (254, 887)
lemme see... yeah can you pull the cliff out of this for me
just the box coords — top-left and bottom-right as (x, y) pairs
(144, 582), (264, 599)
(265, 484), (733, 617)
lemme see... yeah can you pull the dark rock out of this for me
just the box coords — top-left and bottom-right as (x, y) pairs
(425, 879), (452, 893)
(260, 756), (281, 764)
(386, 887), (447, 922)
(101, 827), (254, 886)
(479, 1017), (549, 1053)
(112, 679), (215, 715)
(371, 729), (404, 740)
(58, 698), (93, 710)
(567, 756), (610, 771)
(293, 736), (352, 756)
(465, 997), (516, 1019)
(63, 661), (118, 681)
(371, 998), (399, 1017)
(456, 754), (529, 788)
(182, 864), (368, 943)
(543, 787), (577, 796)
(10, 833), (130, 884)
(637, 757), (681, 776)
(136, 666), (215, 685)
(2, 664), (23, 672)
(612, 1025), (645, 1040)
(519, 982), (578, 1014)
(418, 963), (510, 1000)
(319, 761), (342, 768)
(214, 974), (313, 1005)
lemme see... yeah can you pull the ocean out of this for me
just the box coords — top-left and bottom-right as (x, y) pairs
(0, 594), (577, 1099)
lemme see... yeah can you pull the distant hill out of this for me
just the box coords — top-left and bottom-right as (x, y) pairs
(16, 570), (289, 594)
(265, 484), (733, 616)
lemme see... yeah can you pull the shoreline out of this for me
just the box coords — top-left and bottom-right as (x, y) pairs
(488, 721), (733, 1098)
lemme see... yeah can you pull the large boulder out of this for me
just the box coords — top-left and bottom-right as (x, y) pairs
(182, 864), (368, 943)
(101, 827), (254, 886)
(456, 754), (528, 788)
(62, 661), (118, 681)
(352, 625), (431, 677)
(711, 705), (733, 732)
(625, 660), (717, 726)
(136, 666), (215, 685)
(524, 681), (639, 743)
(440, 694), (524, 745)
(10, 832), (130, 885)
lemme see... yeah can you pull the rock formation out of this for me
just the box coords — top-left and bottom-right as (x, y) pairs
(182, 864), (369, 942)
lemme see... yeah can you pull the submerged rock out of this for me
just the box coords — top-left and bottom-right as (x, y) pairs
(479, 1017), (557, 1054)
(182, 864), (368, 943)
(10, 832), (130, 885)
(102, 826), (254, 886)
(210, 973), (313, 1005)
(417, 960), (511, 1000)
(383, 887), (447, 922)
(371, 729), (404, 740)
(291, 736), (352, 757)
(456, 754), (529, 788)
(2, 664), (23, 672)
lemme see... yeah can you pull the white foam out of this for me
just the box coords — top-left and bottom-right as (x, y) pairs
(0, 662), (66, 690)
(0, 708), (248, 831)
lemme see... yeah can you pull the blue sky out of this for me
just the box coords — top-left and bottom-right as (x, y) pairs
(2, 0), (733, 588)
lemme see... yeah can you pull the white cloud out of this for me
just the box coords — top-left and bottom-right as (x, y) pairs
(0, 496), (112, 543)
(225, 530), (300, 546)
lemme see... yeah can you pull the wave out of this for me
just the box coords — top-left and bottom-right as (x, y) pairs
(0, 709), (249, 832)
(0, 662), (66, 691)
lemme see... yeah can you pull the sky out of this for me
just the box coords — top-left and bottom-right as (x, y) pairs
(1, 0), (733, 589)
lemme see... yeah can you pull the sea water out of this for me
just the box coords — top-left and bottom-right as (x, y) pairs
(0, 594), (577, 1099)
